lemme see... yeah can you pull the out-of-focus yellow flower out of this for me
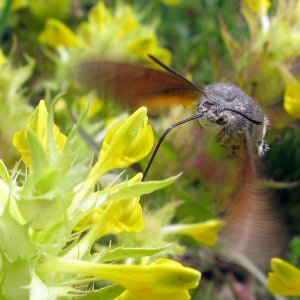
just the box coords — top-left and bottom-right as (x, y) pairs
(278, 66), (300, 118)
(221, 0), (300, 113)
(244, 0), (271, 13)
(29, 0), (71, 21)
(0, 49), (7, 64)
(88, 107), (153, 182)
(162, 219), (225, 246)
(0, 0), (28, 11)
(78, 93), (103, 118)
(12, 100), (67, 167)
(268, 258), (300, 296)
(161, 0), (181, 5)
(77, 2), (171, 64)
(39, 19), (82, 48)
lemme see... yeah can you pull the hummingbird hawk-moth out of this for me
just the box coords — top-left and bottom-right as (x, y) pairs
(76, 54), (270, 167)
(75, 55), (287, 271)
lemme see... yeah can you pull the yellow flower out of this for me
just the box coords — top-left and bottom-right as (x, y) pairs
(29, 0), (71, 21)
(279, 66), (300, 118)
(88, 107), (153, 183)
(244, 0), (271, 13)
(78, 93), (103, 118)
(76, 173), (144, 237)
(41, 258), (200, 300)
(0, 49), (7, 64)
(39, 19), (82, 48)
(116, 259), (200, 300)
(268, 258), (300, 296)
(161, 0), (181, 5)
(162, 219), (225, 246)
(0, 0), (28, 11)
(12, 100), (67, 167)
(101, 198), (144, 236)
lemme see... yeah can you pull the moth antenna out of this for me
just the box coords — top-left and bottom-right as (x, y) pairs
(142, 112), (204, 180)
(148, 54), (207, 97)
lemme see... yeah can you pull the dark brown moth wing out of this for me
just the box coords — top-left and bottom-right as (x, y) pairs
(75, 60), (203, 112)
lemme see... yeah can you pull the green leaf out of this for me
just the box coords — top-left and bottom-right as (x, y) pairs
(99, 245), (171, 263)
(108, 174), (181, 202)
(27, 129), (49, 177)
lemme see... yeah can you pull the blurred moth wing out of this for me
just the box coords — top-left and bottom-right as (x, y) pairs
(75, 56), (204, 112)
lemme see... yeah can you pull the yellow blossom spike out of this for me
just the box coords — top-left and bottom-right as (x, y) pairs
(12, 100), (67, 167)
(268, 258), (300, 296)
(162, 219), (225, 246)
(39, 19), (82, 48)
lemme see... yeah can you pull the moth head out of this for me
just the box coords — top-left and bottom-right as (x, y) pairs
(197, 99), (228, 126)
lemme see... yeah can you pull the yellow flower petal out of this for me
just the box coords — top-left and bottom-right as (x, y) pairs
(268, 258), (300, 296)
(39, 19), (82, 48)
(12, 100), (67, 167)
(162, 219), (225, 246)
(88, 107), (153, 182)
(76, 173), (144, 235)
(79, 198), (144, 237)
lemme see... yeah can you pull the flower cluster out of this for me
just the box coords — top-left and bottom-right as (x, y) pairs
(0, 101), (203, 299)
(221, 0), (300, 121)
(38, 2), (171, 78)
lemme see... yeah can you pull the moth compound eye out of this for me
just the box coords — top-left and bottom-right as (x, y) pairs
(216, 116), (227, 125)
(203, 101), (212, 107)
(201, 101), (214, 111)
